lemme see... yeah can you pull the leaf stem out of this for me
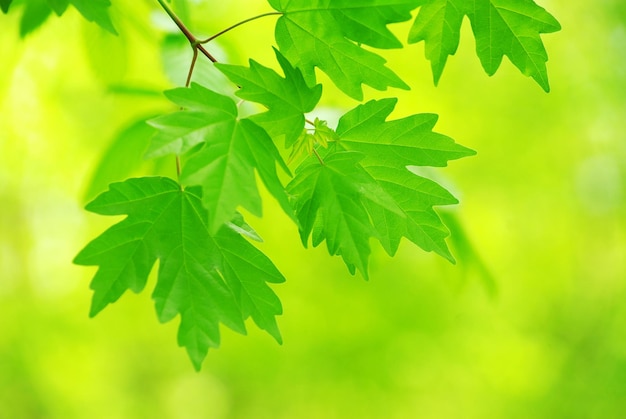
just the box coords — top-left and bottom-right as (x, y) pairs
(156, 0), (214, 185)
(156, 0), (217, 63)
(185, 47), (199, 87)
(198, 12), (283, 44)
(312, 147), (325, 165)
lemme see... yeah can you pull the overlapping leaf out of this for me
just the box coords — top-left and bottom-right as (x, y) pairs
(409, 0), (561, 91)
(287, 151), (401, 278)
(337, 98), (474, 259)
(147, 83), (295, 232)
(269, 0), (422, 99)
(288, 99), (474, 275)
(74, 177), (284, 370)
(216, 48), (322, 148)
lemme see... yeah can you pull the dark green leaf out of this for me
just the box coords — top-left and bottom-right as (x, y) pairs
(19, 0), (52, 37)
(47, 0), (69, 15)
(70, 0), (116, 35)
(74, 177), (284, 370)
(0, 0), (12, 13)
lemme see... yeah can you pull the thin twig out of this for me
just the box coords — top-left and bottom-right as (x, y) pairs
(198, 12), (283, 44)
(156, 0), (217, 62)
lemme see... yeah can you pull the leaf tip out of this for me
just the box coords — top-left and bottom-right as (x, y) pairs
(439, 247), (457, 265)
(88, 300), (105, 318)
(269, 327), (284, 345)
(190, 356), (204, 372)
(432, 65), (444, 87)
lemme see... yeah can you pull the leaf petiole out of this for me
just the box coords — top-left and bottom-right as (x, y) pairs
(198, 12), (283, 44)
(312, 147), (325, 165)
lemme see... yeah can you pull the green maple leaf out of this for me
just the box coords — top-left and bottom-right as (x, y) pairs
(216, 48), (322, 148)
(288, 118), (339, 164)
(336, 98), (474, 259)
(74, 177), (284, 370)
(336, 98), (474, 168)
(289, 99), (473, 274)
(287, 150), (401, 278)
(147, 82), (295, 232)
(409, 0), (561, 91)
(269, 0), (422, 100)
(362, 166), (459, 260)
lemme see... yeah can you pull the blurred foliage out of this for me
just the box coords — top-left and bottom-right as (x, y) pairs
(1, 0), (626, 418)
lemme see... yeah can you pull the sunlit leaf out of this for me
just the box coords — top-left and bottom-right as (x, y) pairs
(409, 0), (561, 91)
(74, 177), (284, 370)
(269, 0), (420, 99)
(147, 83), (296, 232)
(216, 48), (322, 148)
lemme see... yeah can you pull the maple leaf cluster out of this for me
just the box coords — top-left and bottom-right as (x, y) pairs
(70, 0), (559, 369)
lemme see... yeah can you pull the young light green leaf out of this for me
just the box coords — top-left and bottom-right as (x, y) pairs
(269, 0), (421, 99)
(70, 0), (116, 35)
(216, 48), (322, 148)
(287, 150), (400, 278)
(409, 0), (561, 91)
(148, 83), (296, 232)
(287, 118), (338, 164)
(311, 118), (339, 147)
(337, 98), (475, 167)
(74, 177), (284, 370)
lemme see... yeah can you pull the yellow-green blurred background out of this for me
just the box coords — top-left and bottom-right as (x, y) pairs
(1, 1), (626, 418)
